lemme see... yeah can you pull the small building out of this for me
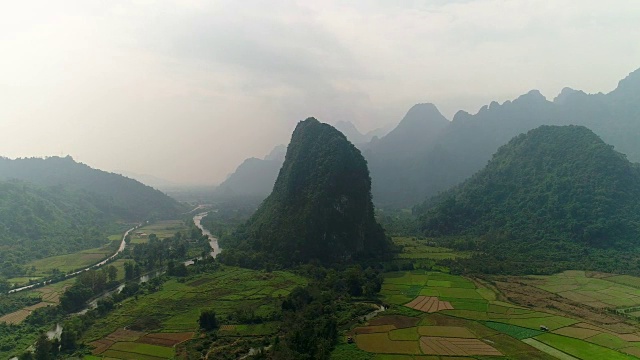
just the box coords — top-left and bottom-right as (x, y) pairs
(540, 325), (549, 331)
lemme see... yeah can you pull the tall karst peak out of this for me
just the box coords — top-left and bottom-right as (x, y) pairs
(224, 117), (389, 266)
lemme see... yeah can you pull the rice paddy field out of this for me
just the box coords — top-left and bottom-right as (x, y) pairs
(341, 267), (640, 360)
(526, 270), (640, 309)
(129, 220), (185, 244)
(0, 278), (74, 325)
(83, 266), (306, 359)
(393, 237), (472, 261)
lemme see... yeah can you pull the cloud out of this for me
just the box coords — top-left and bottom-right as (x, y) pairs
(1, 0), (639, 184)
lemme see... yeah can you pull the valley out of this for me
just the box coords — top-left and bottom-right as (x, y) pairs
(2, 78), (640, 360)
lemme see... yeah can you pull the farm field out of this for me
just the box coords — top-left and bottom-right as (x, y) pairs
(393, 237), (472, 261)
(348, 266), (640, 360)
(0, 278), (74, 325)
(88, 328), (186, 360)
(9, 230), (128, 287)
(524, 270), (640, 309)
(82, 266), (307, 359)
(130, 220), (185, 244)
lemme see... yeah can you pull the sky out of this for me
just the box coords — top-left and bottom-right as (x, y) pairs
(1, 0), (639, 185)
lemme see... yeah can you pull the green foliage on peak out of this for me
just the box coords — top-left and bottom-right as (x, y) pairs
(417, 125), (640, 251)
(220, 118), (390, 267)
(0, 180), (116, 277)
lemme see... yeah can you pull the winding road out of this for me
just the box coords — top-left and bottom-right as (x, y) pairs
(7, 225), (139, 294)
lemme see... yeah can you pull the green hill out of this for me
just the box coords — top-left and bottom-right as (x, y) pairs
(0, 180), (117, 277)
(0, 156), (182, 220)
(220, 118), (390, 267)
(416, 125), (640, 274)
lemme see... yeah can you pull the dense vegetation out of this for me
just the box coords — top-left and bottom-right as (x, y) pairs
(0, 156), (183, 220)
(1, 220), (211, 358)
(417, 125), (640, 274)
(0, 180), (119, 278)
(268, 265), (383, 360)
(220, 118), (390, 267)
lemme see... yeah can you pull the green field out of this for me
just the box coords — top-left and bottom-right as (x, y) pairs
(130, 220), (185, 244)
(529, 270), (640, 309)
(392, 237), (472, 260)
(109, 342), (174, 358)
(24, 245), (115, 277)
(536, 333), (638, 360)
(82, 266), (307, 343)
(358, 268), (640, 359)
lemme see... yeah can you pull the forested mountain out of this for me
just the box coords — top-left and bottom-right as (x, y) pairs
(209, 68), (640, 209)
(0, 180), (115, 277)
(0, 156), (182, 220)
(220, 118), (390, 267)
(363, 103), (450, 208)
(212, 121), (392, 203)
(371, 68), (640, 208)
(416, 125), (640, 273)
(211, 145), (286, 200)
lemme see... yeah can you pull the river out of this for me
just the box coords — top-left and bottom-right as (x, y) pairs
(9, 212), (219, 358)
(193, 212), (221, 258)
(79, 211), (219, 311)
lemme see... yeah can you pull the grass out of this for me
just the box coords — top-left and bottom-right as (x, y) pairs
(392, 237), (471, 260)
(130, 220), (185, 244)
(101, 349), (166, 360)
(483, 321), (543, 339)
(331, 343), (375, 360)
(532, 271), (640, 309)
(82, 267), (306, 342)
(356, 333), (421, 354)
(536, 333), (637, 360)
(110, 342), (174, 358)
(220, 322), (280, 336)
(417, 326), (475, 338)
(388, 327), (420, 341)
(25, 245), (114, 277)
(521, 338), (580, 360)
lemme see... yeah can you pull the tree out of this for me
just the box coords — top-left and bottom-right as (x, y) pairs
(107, 265), (118, 282)
(18, 352), (34, 360)
(124, 261), (134, 281)
(60, 327), (77, 352)
(198, 309), (219, 331)
(34, 333), (51, 360)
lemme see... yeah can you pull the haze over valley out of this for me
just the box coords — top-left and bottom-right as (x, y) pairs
(2, 1), (640, 360)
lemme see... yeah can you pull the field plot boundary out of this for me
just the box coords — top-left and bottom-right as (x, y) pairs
(405, 296), (453, 313)
(522, 338), (579, 360)
(419, 336), (502, 356)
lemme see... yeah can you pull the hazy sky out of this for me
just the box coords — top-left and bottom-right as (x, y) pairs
(1, 1), (639, 185)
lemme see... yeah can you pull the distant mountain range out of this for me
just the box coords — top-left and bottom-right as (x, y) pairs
(0, 156), (183, 220)
(212, 67), (640, 209)
(211, 145), (286, 200)
(113, 170), (178, 190)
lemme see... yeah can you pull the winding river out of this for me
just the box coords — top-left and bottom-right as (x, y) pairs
(193, 212), (221, 259)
